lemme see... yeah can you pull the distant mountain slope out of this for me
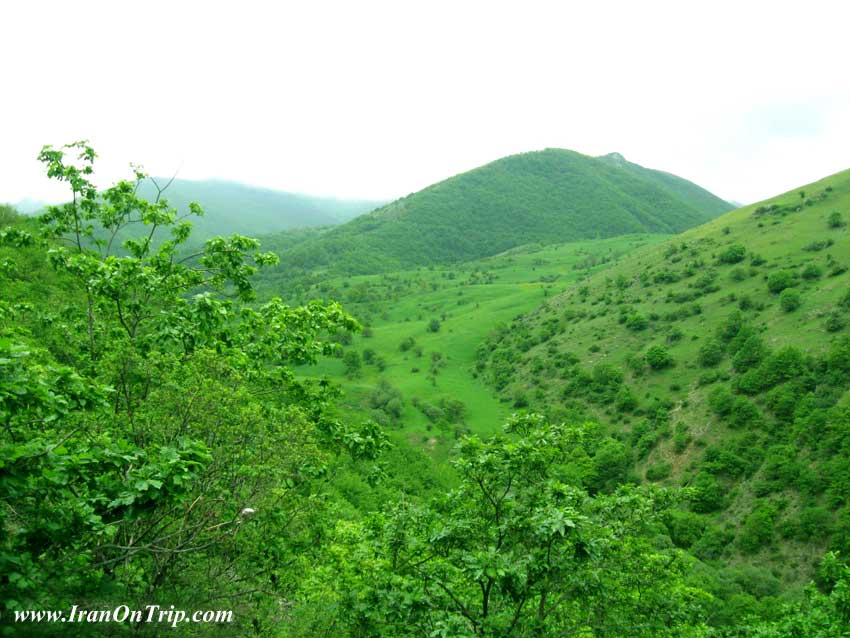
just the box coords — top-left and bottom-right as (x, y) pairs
(477, 167), (850, 586)
(276, 148), (732, 275)
(132, 178), (383, 244)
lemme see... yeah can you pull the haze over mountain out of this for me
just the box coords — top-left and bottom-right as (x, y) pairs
(133, 178), (384, 244)
(9, 178), (386, 245)
(274, 148), (733, 275)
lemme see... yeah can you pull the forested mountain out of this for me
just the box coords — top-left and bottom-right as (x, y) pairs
(476, 167), (850, 612)
(273, 148), (733, 275)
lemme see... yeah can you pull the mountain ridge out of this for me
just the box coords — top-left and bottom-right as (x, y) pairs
(273, 147), (733, 276)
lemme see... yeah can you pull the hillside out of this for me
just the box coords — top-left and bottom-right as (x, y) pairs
(477, 168), (850, 597)
(279, 235), (666, 451)
(274, 148), (732, 275)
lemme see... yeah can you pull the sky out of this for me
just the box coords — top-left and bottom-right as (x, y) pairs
(2, 0), (849, 207)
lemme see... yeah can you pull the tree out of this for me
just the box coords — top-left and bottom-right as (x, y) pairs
(428, 317), (442, 333)
(0, 142), (387, 630)
(294, 415), (710, 637)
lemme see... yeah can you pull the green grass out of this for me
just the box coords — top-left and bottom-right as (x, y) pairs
(288, 234), (668, 453)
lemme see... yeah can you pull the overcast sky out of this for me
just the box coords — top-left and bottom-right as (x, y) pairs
(2, 0), (849, 207)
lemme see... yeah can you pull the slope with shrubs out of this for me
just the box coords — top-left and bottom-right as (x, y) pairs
(273, 148), (732, 275)
(477, 168), (850, 601)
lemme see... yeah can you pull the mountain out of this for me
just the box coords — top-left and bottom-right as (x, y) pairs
(476, 168), (850, 591)
(132, 178), (384, 244)
(9, 179), (385, 246)
(274, 148), (733, 275)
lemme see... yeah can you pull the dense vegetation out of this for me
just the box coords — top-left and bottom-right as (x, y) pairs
(2, 143), (849, 636)
(271, 148), (732, 276)
(476, 168), (850, 622)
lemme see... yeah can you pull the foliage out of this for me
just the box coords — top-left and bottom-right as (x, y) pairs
(292, 415), (711, 637)
(0, 142), (386, 633)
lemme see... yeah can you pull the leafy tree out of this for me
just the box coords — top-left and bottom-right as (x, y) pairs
(294, 415), (710, 637)
(428, 317), (442, 333)
(0, 142), (386, 629)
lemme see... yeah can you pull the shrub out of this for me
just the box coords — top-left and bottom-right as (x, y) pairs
(738, 504), (777, 553)
(646, 461), (672, 481)
(729, 397), (762, 428)
(732, 335), (768, 372)
(626, 313), (649, 331)
(698, 338), (725, 367)
(645, 345), (674, 370)
(615, 385), (638, 412)
(342, 349), (362, 377)
(719, 244), (746, 264)
(828, 211), (846, 228)
(427, 318), (441, 333)
(801, 263), (823, 280)
(767, 270), (796, 294)
(666, 510), (706, 548)
(708, 385), (735, 416)
(690, 473), (726, 513)
(780, 288), (802, 312)
(826, 312), (847, 333)
(692, 525), (735, 561)
(399, 336), (416, 352)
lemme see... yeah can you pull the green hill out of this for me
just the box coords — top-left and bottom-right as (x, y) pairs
(476, 168), (850, 592)
(274, 148), (732, 275)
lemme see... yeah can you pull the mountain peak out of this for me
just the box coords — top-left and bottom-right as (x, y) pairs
(599, 152), (627, 163)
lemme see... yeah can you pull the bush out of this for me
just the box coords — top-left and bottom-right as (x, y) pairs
(342, 349), (362, 377)
(826, 312), (847, 333)
(719, 244), (747, 264)
(708, 385), (735, 416)
(427, 318), (441, 333)
(399, 336), (416, 352)
(698, 338), (725, 367)
(645, 345), (674, 370)
(626, 313), (649, 331)
(666, 510), (706, 548)
(801, 263), (823, 280)
(646, 461), (672, 481)
(615, 385), (638, 412)
(728, 397), (762, 428)
(767, 270), (796, 294)
(732, 335), (768, 372)
(738, 504), (777, 553)
(828, 211), (845, 228)
(779, 288), (802, 312)
(690, 472), (726, 513)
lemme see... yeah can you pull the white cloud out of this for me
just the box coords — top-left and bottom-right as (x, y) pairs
(2, 0), (848, 206)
